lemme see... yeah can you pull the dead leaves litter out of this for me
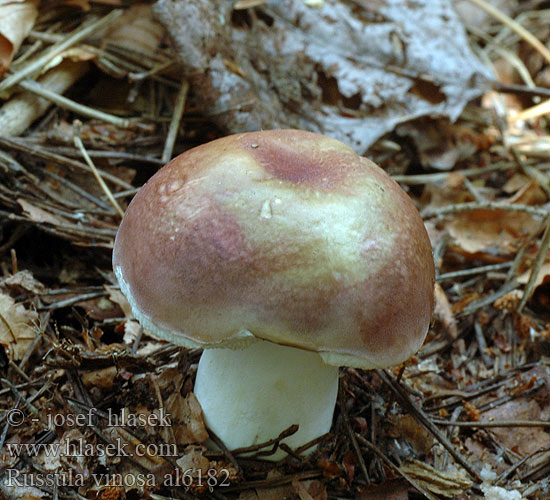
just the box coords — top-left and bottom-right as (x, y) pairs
(0, 291), (37, 360)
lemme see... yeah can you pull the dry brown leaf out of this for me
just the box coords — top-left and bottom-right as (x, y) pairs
(102, 4), (164, 56)
(175, 446), (238, 494)
(42, 46), (97, 73)
(2, 270), (45, 294)
(82, 366), (118, 390)
(517, 261), (550, 289)
(107, 285), (133, 318)
(505, 178), (547, 206)
(396, 119), (494, 170)
(168, 392), (209, 445)
(481, 399), (550, 469)
(251, 471), (295, 500)
(448, 210), (539, 260)
(152, 366), (209, 445)
(175, 445), (211, 477)
(387, 414), (434, 455)
(434, 282), (458, 339)
(122, 319), (141, 345)
(0, 292), (38, 360)
(0, 0), (39, 77)
(357, 479), (410, 500)
(292, 479), (315, 500)
(17, 198), (67, 226)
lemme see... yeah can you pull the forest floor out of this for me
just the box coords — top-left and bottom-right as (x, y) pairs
(0, 1), (550, 499)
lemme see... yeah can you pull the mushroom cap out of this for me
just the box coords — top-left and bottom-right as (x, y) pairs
(113, 130), (434, 369)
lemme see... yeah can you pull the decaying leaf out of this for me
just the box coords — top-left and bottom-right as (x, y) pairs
(151, 366), (209, 445)
(167, 392), (209, 445)
(447, 210), (540, 260)
(518, 262), (550, 290)
(0, 0), (39, 77)
(175, 445), (211, 477)
(357, 479), (410, 500)
(396, 119), (495, 170)
(434, 282), (458, 339)
(153, 0), (491, 153)
(2, 269), (45, 294)
(481, 398), (550, 470)
(82, 365), (118, 390)
(400, 459), (473, 497)
(17, 198), (68, 226)
(175, 445), (239, 493)
(0, 292), (38, 360)
(101, 4), (164, 61)
(388, 413), (434, 456)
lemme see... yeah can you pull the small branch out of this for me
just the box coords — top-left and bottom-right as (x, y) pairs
(338, 386), (370, 484)
(376, 369), (480, 482)
(392, 162), (516, 185)
(355, 434), (440, 500)
(438, 262), (512, 282)
(432, 420), (550, 428)
(421, 201), (549, 219)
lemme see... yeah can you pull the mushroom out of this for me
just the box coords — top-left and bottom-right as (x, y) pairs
(112, 129), (434, 457)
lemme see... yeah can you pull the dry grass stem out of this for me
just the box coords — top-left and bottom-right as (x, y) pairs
(465, 0), (550, 64)
(0, 10), (122, 94)
(19, 77), (131, 128)
(161, 79), (189, 163)
(73, 125), (125, 219)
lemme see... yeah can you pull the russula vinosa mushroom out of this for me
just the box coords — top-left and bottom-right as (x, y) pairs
(112, 129), (435, 456)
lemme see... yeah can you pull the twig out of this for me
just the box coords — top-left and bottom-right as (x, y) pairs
(339, 386), (370, 484)
(457, 279), (519, 317)
(421, 201), (548, 219)
(354, 434), (440, 500)
(161, 79), (189, 163)
(73, 122), (125, 218)
(231, 424), (299, 457)
(492, 81), (550, 99)
(223, 470), (322, 492)
(438, 262), (512, 282)
(392, 162), (516, 185)
(474, 320), (494, 367)
(0, 137), (134, 190)
(41, 291), (108, 310)
(495, 446), (550, 485)
(0, 10), (123, 93)
(432, 420), (550, 428)
(376, 369), (480, 482)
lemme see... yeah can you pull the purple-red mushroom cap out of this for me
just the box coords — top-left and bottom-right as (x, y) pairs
(112, 129), (435, 369)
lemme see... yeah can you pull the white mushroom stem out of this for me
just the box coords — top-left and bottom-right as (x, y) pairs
(193, 339), (339, 458)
